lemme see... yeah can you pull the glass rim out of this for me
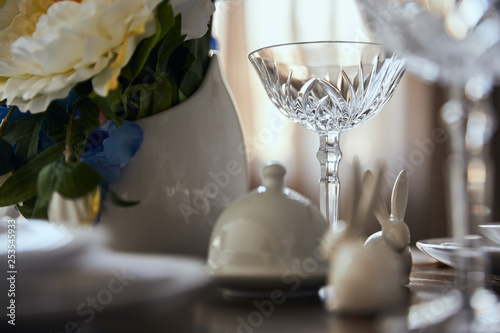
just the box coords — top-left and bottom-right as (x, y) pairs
(247, 40), (386, 61)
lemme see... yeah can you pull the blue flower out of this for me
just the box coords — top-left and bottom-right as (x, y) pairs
(82, 129), (110, 164)
(81, 120), (143, 184)
(210, 36), (219, 51)
(0, 105), (30, 122)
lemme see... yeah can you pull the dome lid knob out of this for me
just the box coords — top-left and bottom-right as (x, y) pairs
(261, 162), (286, 189)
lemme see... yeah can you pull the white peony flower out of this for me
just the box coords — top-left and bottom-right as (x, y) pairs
(0, 0), (214, 113)
(170, 0), (215, 40)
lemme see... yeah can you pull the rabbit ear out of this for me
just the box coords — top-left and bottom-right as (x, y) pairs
(373, 193), (390, 227)
(366, 163), (390, 228)
(348, 169), (383, 237)
(391, 170), (409, 220)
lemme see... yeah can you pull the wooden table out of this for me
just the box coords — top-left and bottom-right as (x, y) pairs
(11, 256), (500, 333)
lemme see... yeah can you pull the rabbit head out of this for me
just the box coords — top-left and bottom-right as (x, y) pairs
(382, 220), (410, 251)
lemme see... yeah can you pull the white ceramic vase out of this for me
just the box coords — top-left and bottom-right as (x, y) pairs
(100, 54), (248, 257)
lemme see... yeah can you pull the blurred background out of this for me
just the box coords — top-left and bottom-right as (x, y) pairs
(211, 0), (500, 244)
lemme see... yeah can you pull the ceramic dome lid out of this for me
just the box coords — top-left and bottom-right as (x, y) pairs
(207, 162), (328, 281)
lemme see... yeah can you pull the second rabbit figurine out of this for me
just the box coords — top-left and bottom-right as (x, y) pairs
(325, 167), (405, 313)
(364, 170), (412, 285)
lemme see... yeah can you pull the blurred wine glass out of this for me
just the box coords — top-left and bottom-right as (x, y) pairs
(356, 0), (500, 235)
(355, 0), (500, 331)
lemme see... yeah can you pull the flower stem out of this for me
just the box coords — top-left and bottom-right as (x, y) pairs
(64, 103), (80, 163)
(0, 106), (15, 136)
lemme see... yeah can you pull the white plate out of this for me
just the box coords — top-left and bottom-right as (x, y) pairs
(416, 237), (500, 275)
(210, 268), (326, 298)
(0, 218), (95, 273)
(0, 219), (210, 318)
(479, 223), (500, 245)
(9, 248), (210, 318)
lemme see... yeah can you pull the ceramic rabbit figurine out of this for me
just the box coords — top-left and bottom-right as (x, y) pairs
(364, 170), (412, 285)
(325, 167), (405, 313)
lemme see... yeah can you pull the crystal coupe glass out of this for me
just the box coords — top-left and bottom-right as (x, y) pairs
(248, 41), (405, 230)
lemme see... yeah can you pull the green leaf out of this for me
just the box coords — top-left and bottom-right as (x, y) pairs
(104, 187), (139, 207)
(0, 138), (15, 175)
(0, 123), (85, 207)
(32, 160), (102, 221)
(120, 12), (187, 120)
(53, 161), (102, 199)
(31, 200), (48, 220)
(121, 1), (176, 81)
(26, 117), (44, 160)
(89, 90), (124, 127)
(16, 196), (37, 219)
(0, 141), (65, 206)
(2, 113), (46, 164)
(46, 104), (70, 142)
(152, 74), (173, 115)
(137, 86), (153, 119)
(33, 161), (102, 219)
(78, 98), (101, 133)
(156, 14), (186, 74)
(179, 29), (211, 99)
(35, 161), (58, 210)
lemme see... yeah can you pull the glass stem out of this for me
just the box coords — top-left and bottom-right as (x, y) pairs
(442, 86), (497, 324)
(317, 132), (342, 232)
(440, 89), (470, 239)
(441, 86), (496, 238)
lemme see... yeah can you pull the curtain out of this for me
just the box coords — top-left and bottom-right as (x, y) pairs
(213, 0), (448, 242)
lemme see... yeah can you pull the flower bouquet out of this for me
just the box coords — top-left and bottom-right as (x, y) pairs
(0, 0), (215, 224)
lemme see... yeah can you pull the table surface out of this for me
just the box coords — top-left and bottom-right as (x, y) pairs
(10, 254), (500, 333)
